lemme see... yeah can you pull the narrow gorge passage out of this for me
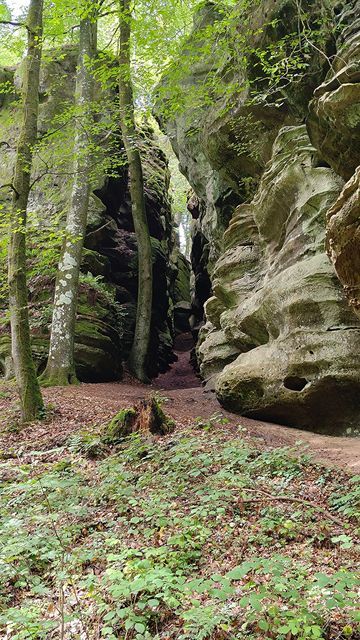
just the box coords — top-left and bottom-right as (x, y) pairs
(153, 332), (200, 390)
(1, 1), (360, 636)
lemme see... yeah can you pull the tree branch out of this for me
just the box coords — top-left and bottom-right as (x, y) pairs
(0, 182), (19, 196)
(0, 19), (25, 27)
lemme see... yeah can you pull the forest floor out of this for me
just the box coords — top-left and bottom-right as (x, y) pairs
(1, 332), (360, 472)
(1, 381), (359, 473)
(0, 338), (359, 639)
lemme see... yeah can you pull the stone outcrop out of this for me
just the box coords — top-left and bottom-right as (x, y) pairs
(204, 126), (360, 434)
(0, 48), (180, 380)
(307, 2), (360, 322)
(326, 167), (360, 319)
(170, 248), (192, 334)
(159, 0), (360, 434)
(157, 0), (334, 336)
(307, 2), (360, 180)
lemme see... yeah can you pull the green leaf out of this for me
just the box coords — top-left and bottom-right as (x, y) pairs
(147, 598), (160, 607)
(226, 562), (252, 580)
(277, 625), (291, 634)
(258, 619), (269, 631)
(104, 611), (116, 621)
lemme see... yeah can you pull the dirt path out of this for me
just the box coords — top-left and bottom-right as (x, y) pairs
(93, 384), (360, 473)
(153, 333), (200, 390)
(1, 380), (359, 473)
(1, 334), (359, 471)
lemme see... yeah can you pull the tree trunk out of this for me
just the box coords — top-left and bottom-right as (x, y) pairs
(41, 12), (97, 386)
(7, 0), (44, 422)
(119, 0), (153, 383)
(184, 214), (192, 260)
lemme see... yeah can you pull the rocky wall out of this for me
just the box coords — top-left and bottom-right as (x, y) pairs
(307, 1), (360, 320)
(159, 0), (360, 434)
(207, 125), (360, 434)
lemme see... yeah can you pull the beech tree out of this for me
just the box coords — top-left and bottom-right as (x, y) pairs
(41, 3), (98, 386)
(7, 0), (44, 421)
(119, 0), (153, 383)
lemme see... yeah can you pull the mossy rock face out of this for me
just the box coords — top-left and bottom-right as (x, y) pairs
(172, 250), (191, 304)
(157, 0), (333, 335)
(0, 284), (124, 383)
(156, 0), (360, 435)
(74, 343), (122, 383)
(73, 290), (124, 382)
(0, 335), (13, 379)
(203, 126), (360, 435)
(306, 4), (360, 327)
(173, 302), (192, 334)
(81, 249), (111, 278)
(326, 166), (360, 319)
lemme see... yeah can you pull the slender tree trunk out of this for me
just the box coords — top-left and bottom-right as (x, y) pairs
(119, 0), (153, 383)
(184, 215), (192, 260)
(8, 0), (44, 421)
(41, 12), (97, 386)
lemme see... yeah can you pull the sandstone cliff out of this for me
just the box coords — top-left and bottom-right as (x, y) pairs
(159, 0), (360, 434)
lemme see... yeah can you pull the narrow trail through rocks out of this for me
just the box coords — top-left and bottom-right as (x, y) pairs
(1, 332), (359, 472)
(153, 332), (200, 390)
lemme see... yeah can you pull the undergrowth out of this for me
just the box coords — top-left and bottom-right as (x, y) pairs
(0, 420), (359, 639)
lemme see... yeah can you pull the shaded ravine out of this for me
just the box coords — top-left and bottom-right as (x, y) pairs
(153, 332), (200, 390)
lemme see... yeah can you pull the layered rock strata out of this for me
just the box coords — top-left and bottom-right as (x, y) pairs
(203, 126), (360, 434)
(307, 1), (360, 320)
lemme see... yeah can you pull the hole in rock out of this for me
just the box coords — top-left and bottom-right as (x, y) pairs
(312, 156), (331, 169)
(283, 376), (308, 391)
